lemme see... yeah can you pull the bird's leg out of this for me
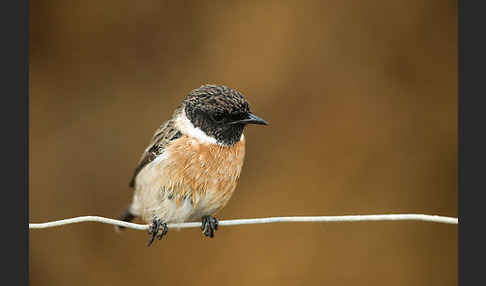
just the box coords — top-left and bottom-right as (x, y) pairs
(157, 223), (168, 240)
(147, 218), (168, 246)
(201, 215), (219, 238)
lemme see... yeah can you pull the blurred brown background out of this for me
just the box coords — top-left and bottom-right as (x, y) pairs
(29, 1), (457, 285)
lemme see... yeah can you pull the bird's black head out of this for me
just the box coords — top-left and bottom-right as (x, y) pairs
(183, 84), (268, 146)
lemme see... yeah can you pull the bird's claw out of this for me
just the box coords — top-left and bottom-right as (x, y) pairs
(147, 218), (168, 246)
(201, 215), (219, 238)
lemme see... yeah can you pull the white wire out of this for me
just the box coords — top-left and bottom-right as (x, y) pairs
(29, 214), (458, 230)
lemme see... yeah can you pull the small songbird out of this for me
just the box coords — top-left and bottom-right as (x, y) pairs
(117, 84), (268, 246)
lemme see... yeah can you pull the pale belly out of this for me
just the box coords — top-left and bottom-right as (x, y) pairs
(133, 174), (239, 223)
(158, 187), (234, 223)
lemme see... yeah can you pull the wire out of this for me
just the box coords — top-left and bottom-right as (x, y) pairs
(29, 214), (458, 230)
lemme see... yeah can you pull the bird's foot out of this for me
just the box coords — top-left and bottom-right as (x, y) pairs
(147, 218), (168, 246)
(201, 215), (219, 238)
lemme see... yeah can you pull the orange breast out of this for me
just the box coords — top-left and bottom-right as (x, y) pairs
(163, 135), (246, 209)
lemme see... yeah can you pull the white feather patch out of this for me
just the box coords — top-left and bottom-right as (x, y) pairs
(175, 109), (218, 145)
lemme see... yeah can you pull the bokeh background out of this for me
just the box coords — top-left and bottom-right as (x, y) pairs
(29, 1), (457, 285)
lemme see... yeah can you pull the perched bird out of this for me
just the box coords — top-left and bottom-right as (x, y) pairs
(117, 84), (268, 246)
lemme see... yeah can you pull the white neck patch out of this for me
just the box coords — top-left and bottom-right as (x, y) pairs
(175, 109), (218, 145)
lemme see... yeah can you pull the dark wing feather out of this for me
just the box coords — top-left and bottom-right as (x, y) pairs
(129, 117), (182, 188)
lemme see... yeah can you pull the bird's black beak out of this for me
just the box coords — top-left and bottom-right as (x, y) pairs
(230, 113), (268, 126)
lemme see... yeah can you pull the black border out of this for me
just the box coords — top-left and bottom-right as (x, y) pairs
(1, 1), (29, 285)
(459, 1), (484, 285)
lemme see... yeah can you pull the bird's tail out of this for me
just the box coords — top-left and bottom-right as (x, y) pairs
(114, 208), (137, 233)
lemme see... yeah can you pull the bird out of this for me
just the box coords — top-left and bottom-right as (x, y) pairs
(117, 84), (268, 246)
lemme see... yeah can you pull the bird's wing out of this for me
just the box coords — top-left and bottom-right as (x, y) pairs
(129, 117), (182, 188)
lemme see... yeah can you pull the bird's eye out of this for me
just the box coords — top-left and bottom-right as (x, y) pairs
(211, 113), (225, 122)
